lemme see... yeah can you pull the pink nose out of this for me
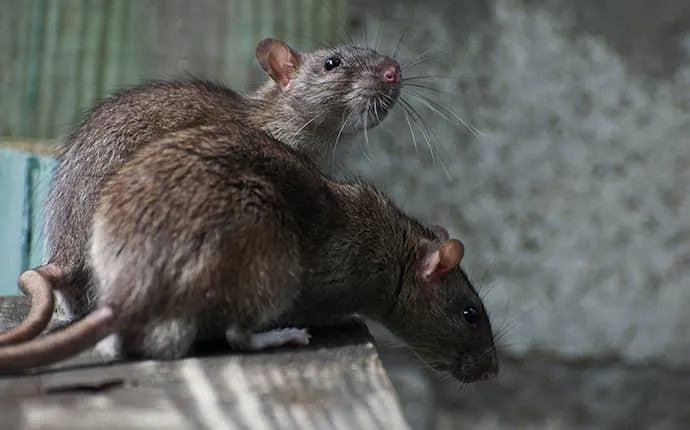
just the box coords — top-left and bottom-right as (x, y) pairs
(381, 60), (401, 83)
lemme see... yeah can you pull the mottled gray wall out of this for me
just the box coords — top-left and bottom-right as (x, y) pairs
(344, 0), (690, 428)
(347, 0), (690, 364)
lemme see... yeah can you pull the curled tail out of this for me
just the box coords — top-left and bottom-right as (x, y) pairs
(0, 264), (62, 346)
(0, 307), (115, 374)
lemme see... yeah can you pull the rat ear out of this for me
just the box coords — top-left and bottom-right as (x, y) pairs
(421, 239), (465, 281)
(255, 38), (301, 88)
(430, 224), (450, 242)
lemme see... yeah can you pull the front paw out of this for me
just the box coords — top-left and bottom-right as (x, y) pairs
(93, 333), (123, 361)
(225, 327), (311, 351)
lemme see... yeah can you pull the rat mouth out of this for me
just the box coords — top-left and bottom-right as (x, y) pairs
(450, 367), (482, 384)
(450, 359), (498, 384)
(341, 84), (402, 134)
(363, 89), (400, 126)
(413, 355), (474, 383)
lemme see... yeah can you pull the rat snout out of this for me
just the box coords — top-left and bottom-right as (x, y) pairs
(379, 59), (401, 84)
(456, 347), (499, 383)
(479, 350), (499, 381)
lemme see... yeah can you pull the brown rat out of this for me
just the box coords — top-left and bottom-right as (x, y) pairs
(0, 123), (498, 383)
(5, 37), (402, 343)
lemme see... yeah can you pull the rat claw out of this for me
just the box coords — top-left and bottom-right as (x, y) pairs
(246, 327), (311, 350)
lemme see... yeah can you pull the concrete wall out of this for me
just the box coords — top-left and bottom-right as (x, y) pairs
(345, 0), (690, 428)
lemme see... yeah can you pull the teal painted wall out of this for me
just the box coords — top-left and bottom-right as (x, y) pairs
(0, 147), (55, 295)
(0, 0), (348, 296)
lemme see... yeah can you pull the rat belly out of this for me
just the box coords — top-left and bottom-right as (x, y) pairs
(93, 323), (312, 361)
(88, 212), (309, 360)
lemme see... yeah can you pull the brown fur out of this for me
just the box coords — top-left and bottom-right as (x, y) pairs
(0, 124), (497, 382)
(41, 39), (401, 323)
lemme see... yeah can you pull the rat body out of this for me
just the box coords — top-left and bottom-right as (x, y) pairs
(22, 38), (402, 332)
(0, 123), (498, 383)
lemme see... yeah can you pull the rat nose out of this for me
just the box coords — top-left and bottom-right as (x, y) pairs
(380, 59), (401, 84)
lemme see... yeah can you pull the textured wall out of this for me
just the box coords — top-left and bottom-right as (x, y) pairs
(344, 0), (690, 428)
(346, 0), (690, 367)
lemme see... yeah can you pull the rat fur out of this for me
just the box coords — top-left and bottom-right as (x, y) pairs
(8, 38), (402, 340)
(0, 123), (498, 383)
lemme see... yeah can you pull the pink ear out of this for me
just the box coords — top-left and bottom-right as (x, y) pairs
(421, 239), (465, 281)
(255, 38), (301, 88)
(430, 225), (449, 242)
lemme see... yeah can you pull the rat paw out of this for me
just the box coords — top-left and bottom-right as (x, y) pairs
(93, 333), (123, 360)
(225, 327), (311, 351)
(248, 327), (311, 350)
(53, 291), (76, 323)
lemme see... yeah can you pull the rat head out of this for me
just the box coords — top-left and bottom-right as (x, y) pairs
(388, 226), (499, 383)
(255, 38), (402, 138)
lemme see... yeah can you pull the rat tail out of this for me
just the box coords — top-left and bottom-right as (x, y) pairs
(0, 263), (62, 346)
(0, 306), (115, 374)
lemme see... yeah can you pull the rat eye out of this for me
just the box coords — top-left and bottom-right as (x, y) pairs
(324, 56), (341, 71)
(463, 306), (479, 325)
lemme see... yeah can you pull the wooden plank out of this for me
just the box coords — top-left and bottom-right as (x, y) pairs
(0, 149), (29, 296)
(0, 296), (411, 430)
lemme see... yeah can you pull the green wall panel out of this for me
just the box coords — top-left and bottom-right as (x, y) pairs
(0, 0), (349, 296)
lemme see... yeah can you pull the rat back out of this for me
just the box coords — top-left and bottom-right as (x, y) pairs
(89, 123), (337, 358)
(44, 39), (402, 322)
(45, 80), (248, 318)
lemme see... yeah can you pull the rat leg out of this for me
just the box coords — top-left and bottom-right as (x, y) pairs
(121, 318), (198, 360)
(248, 328), (311, 349)
(53, 291), (76, 321)
(225, 326), (311, 351)
(93, 333), (123, 360)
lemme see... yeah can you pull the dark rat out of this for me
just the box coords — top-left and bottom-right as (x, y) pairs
(0, 123), (499, 383)
(4, 37), (402, 343)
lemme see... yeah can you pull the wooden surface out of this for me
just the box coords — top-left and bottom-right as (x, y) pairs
(0, 296), (411, 430)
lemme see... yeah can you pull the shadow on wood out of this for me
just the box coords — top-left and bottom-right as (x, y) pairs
(0, 295), (411, 430)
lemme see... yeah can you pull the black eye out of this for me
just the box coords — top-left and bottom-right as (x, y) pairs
(463, 306), (479, 325)
(324, 56), (341, 71)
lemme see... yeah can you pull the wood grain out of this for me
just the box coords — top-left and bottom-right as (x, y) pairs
(0, 296), (411, 430)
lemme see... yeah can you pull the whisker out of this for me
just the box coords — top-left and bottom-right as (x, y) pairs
(374, 28), (382, 54)
(479, 281), (499, 300)
(477, 261), (498, 289)
(400, 96), (452, 181)
(362, 11), (369, 48)
(401, 82), (445, 94)
(332, 110), (355, 161)
(362, 100), (372, 162)
(400, 97), (436, 160)
(402, 88), (483, 138)
(392, 30), (408, 60)
(287, 113), (323, 147)
(402, 74), (462, 82)
(373, 97), (383, 126)
(399, 99), (419, 153)
(399, 48), (458, 69)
